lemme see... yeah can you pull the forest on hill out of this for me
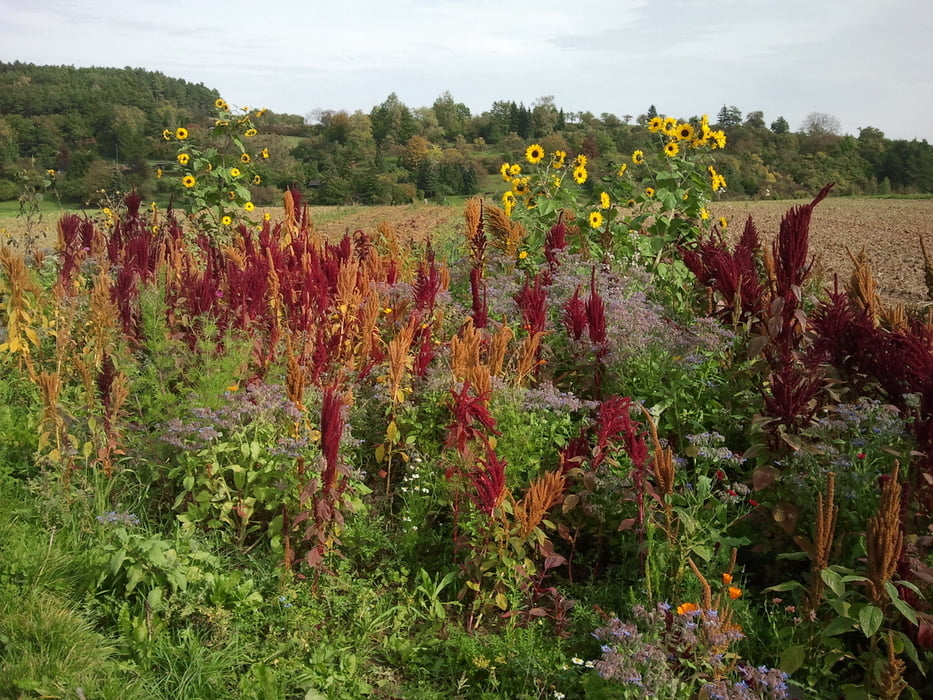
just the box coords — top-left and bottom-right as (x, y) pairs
(1, 61), (932, 207)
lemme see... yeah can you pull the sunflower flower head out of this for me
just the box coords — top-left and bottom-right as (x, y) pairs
(664, 141), (680, 157)
(677, 122), (695, 141)
(588, 211), (604, 229)
(261, 148), (270, 159)
(662, 117), (678, 135)
(215, 98), (229, 110)
(647, 116), (663, 133)
(512, 177), (530, 196)
(525, 143), (545, 164)
(162, 129), (172, 140)
(552, 150), (567, 168)
(240, 153), (251, 163)
(719, 216), (728, 229)
(632, 150), (645, 165)
(182, 175), (196, 188)
(574, 154), (588, 168)
(645, 187), (656, 198)
(509, 163), (522, 177)
(177, 153), (190, 166)
(221, 215), (232, 226)
(617, 163), (628, 177)
(244, 201), (255, 212)
(245, 128), (258, 138)
(500, 162), (512, 182)
(252, 175), (261, 185)
(599, 191), (611, 209)
(175, 127), (188, 140)
(230, 167), (241, 178)
(572, 165), (588, 184)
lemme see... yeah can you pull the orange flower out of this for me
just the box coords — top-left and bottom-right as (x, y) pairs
(728, 586), (742, 600)
(676, 602), (699, 616)
(722, 573), (733, 585)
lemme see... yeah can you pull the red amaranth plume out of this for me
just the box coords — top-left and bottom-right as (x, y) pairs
(445, 381), (500, 454)
(586, 270), (607, 346)
(544, 217), (568, 278)
(413, 242), (444, 313)
(563, 285), (588, 341)
(515, 273), (548, 335)
(320, 386), (345, 490)
(772, 183), (833, 302)
(471, 440), (508, 515)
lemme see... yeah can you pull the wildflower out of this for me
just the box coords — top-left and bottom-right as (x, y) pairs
(156, 168), (163, 179)
(677, 602), (699, 615)
(227, 384), (239, 392)
(383, 307), (392, 314)
(617, 163), (628, 177)
(215, 98), (229, 110)
(215, 119), (229, 127)
(240, 153), (251, 163)
(261, 147), (270, 159)
(664, 141), (680, 157)
(718, 216), (728, 229)
(699, 207), (710, 220)
(572, 165), (588, 184)
(552, 175), (562, 187)
(645, 187), (655, 197)
(182, 175), (196, 188)
(255, 108), (267, 117)
(722, 572), (733, 585)
(46, 169), (56, 177)
(230, 167), (241, 178)
(748, 499), (759, 507)
(245, 128), (258, 137)
(252, 174), (261, 184)
(518, 250), (528, 260)
(552, 150), (567, 168)
(500, 162), (512, 181)
(677, 122), (695, 141)
(228, 191), (237, 200)
(222, 215), (232, 226)
(263, 212), (271, 221)
(647, 116), (663, 132)
(175, 127), (188, 140)
(662, 116), (678, 135)
(553, 692), (565, 699)
(502, 190), (517, 210)
(856, 452), (866, 459)
(177, 153), (190, 166)
(712, 130), (727, 148)
(525, 143), (545, 164)
(713, 174), (727, 191)
(574, 154), (588, 168)
(599, 191), (611, 209)
(589, 211), (604, 229)
(513, 177), (530, 196)
(162, 128), (172, 140)
(244, 201), (255, 212)
(631, 150), (645, 164)
(509, 163), (522, 176)
(728, 586), (742, 600)
(571, 657), (584, 665)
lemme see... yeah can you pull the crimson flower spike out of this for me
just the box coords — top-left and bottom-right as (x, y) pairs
(586, 269), (607, 345)
(772, 182), (833, 301)
(563, 285), (588, 341)
(515, 273), (548, 334)
(320, 385), (345, 491)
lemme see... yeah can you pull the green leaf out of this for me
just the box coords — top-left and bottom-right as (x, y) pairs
(858, 604), (883, 637)
(890, 594), (919, 625)
(821, 615), (857, 637)
(821, 567), (845, 597)
(764, 579), (805, 593)
(779, 644), (805, 674)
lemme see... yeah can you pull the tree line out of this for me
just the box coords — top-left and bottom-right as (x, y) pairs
(1, 62), (932, 206)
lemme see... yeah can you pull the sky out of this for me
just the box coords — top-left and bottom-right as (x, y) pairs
(2, 0), (932, 142)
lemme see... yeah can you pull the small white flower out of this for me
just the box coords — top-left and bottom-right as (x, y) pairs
(553, 693), (565, 699)
(585, 660), (595, 668)
(571, 657), (584, 665)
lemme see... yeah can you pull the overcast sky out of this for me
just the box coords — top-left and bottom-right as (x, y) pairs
(2, 0), (931, 142)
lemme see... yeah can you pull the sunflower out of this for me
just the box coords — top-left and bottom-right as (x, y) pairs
(645, 187), (655, 197)
(227, 191), (236, 200)
(500, 162), (512, 182)
(255, 108), (267, 117)
(244, 201), (255, 212)
(718, 217), (728, 229)
(525, 143), (545, 164)
(572, 165), (588, 184)
(244, 128), (258, 138)
(647, 116), (663, 133)
(502, 191), (517, 216)
(552, 175), (562, 188)
(252, 175), (261, 185)
(699, 208), (710, 220)
(177, 153), (190, 166)
(664, 141), (680, 157)
(221, 215), (232, 226)
(175, 127), (188, 140)
(632, 150), (645, 165)
(712, 130), (727, 149)
(155, 168), (163, 179)
(161, 129), (172, 140)
(230, 167), (241, 178)
(261, 148), (270, 159)
(713, 174), (727, 191)
(240, 153), (251, 163)
(574, 154), (588, 168)
(599, 191), (611, 209)
(263, 212), (272, 222)
(509, 163), (522, 177)
(215, 98), (229, 110)
(552, 150), (567, 168)
(617, 163), (628, 177)
(518, 250), (528, 260)
(676, 123), (695, 141)
(588, 211), (604, 229)
(662, 117), (678, 135)
(215, 119), (229, 127)
(182, 175), (196, 188)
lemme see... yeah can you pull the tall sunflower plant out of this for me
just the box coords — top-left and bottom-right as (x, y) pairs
(160, 98), (270, 239)
(499, 114), (729, 280)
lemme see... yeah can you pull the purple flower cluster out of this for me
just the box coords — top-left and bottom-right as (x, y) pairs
(96, 511), (140, 526)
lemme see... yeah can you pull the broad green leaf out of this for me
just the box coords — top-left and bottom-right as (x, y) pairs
(858, 604), (883, 637)
(821, 567), (845, 597)
(779, 644), (805, 674)
(821, 615), (856, 637)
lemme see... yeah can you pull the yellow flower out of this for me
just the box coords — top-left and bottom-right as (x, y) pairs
(102, 207), (112, 215)
(699, 207), (710, 220)
(222, 215), (232, 226)
(525, 143), (545, 164)
(664, 141), (680, 157)
(255, 108), (267, 117)
(156, 168), (162, 179)
(572, 165), (588, 184)
(518, 250), (528, 260)
(632, 150), (645, 165)
(240, 153), (251, 163)
(676, 602), (699, 616)
(645, 187), (655, 197)
(512, 177), (530, 196)
(151, 225), (159, 234)
(728, 586), (742, 600)
(230, 167), (241, 178)
(552, 150), (567, 168)
(662, 116), (678, 135)
(252, 175), (261, 185)
(261, 147), (270, 159)
(552, 175), (562, 188)
(215, 119), (229, 127)
(599, 191), (611, 209)
(162, 129), (172, 140)
(509, 163), (522, 177)
(676, 123), (695, 141)
(244, 201), (255, 212)
(226, 384), (239, 392)
(617, 163), (628, 177)
(263, 212), (271, 221)
(245, 128), (258, 138)
(588, 211), (604, 229)
(182, 175), (196, 188)
(47, 169), (56, 177)
(714, 174), (727, 191)
(719, 217), (728, 229)
(647, 116), (663, 133)
(502, 191), (517, 216)
(500, 162), (511, 181)
(177, 153), (190, 166)
(215, 98), (229, 110)
(712, 130), (727, 149)
(228, 191), (236, 200)
(175, 127), (188, 140)
(574, 154), (588, 168)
